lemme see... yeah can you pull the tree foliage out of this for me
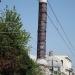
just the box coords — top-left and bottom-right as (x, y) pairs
(0, 7), (42, 75)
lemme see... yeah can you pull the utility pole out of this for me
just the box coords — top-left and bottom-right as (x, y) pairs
(69, 71), (70, 75)
(52, 58), (54, 75)
(37, 0), (47, 59)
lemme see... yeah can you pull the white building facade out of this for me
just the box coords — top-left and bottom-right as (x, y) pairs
(55, 55), (73, 75)
(46, 54), (73, 75)
(29, 54), (73, 75)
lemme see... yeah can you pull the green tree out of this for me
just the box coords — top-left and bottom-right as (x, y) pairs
(0, 7), (42, 75)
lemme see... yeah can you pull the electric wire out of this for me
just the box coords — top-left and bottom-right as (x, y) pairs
(48, 0), (75, 51)
(47, 14), (74, 56)
(34, 0), (75, 56)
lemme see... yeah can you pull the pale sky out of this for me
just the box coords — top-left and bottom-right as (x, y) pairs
(0, 0), (75, 69)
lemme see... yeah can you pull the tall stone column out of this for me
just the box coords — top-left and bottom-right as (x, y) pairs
(37, 0), (47, 59)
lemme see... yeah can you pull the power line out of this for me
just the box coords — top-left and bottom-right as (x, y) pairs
(34, 0), (75, 56)
(47, 14), (74, 56)
(48, 0), (75, 51)
(0, 31), (22, 34)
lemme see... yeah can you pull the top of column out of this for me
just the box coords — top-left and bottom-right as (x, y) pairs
(39, 0), (47, 3)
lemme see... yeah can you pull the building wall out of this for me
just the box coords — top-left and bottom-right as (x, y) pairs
(29, 54), (73, 75)
(54, 55), (72, 75)
(55, 55), (72, 69)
